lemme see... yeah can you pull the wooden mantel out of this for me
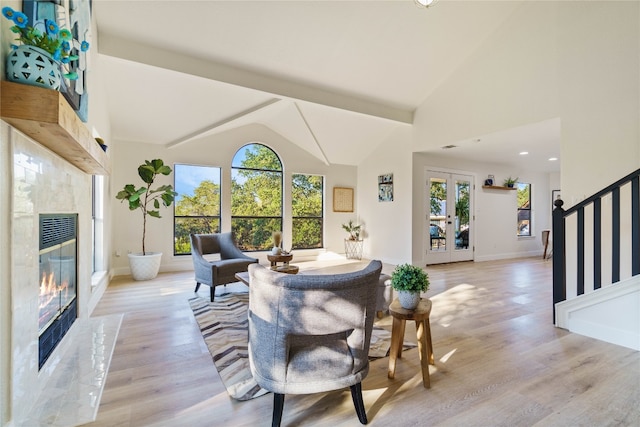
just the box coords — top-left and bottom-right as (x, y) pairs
(0, 81), (110, 175)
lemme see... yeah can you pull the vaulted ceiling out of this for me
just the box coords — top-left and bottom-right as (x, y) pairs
(95, 0), (560, 171)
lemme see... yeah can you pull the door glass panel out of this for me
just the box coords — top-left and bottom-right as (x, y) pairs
(429, 178), (446, 251)
(455, 179), (470, 250)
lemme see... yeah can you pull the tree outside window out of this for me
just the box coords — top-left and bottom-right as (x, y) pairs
(174, 164), (221, 255)
(231, 144), (282, 250)
(517, 182), (531, 236)
(292, 174), (323, 249)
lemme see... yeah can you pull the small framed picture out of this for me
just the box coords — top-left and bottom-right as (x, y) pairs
(333, 187), (354, 212)
(378, 173), (393, 202)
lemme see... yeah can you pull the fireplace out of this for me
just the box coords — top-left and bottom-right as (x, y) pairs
(38, 214), (78, 369)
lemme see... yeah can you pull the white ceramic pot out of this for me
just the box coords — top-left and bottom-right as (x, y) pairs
(397, 290), (421, 310)
(128, 252), (162, 281)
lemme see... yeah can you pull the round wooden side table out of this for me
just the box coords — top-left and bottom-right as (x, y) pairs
(387, 298), (434, 388)
(267, 253), (298, 274)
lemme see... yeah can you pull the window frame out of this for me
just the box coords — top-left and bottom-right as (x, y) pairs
(291, 173), (324, 250)
(517, 182), (532, 237)
(231, 143), (283, 251)
(173, 163), (222, 255)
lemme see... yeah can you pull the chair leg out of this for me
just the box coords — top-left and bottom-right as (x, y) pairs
(194, 282), (201, 293)
(272, 393), (285, 427)
(350, 383), (368, 424)
(210, 286), (215, 302)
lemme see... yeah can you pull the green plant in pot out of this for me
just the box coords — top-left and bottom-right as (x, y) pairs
(503, 176), (518, 188)
(342, 219), (363, 259)
(342, 219), (361, 241)
(116, 159), (177, 280)
(391, 263), (430, 310)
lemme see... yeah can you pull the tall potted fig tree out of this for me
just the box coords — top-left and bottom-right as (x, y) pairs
(116, 159), (177, 280)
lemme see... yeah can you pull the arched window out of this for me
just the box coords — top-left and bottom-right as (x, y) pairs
(231, 143), (282, 250)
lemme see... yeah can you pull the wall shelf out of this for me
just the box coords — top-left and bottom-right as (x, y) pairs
(482, 185), (516, 191)
(0, 81), (110, 175)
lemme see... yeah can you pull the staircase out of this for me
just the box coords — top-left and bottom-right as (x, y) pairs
(552, 168), (640, 350)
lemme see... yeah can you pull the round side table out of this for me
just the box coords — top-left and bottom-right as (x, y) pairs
(267, 254), (298, 274)
(387, 298), (434, 388)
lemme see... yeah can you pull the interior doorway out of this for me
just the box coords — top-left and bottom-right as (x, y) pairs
(425, 170), (474, 265)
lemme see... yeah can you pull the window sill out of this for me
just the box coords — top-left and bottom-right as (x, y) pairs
(91, 270), (108, 289)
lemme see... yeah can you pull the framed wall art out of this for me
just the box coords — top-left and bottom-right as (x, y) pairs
(333, 187), (354, 212)
(378, 173), (393, 202)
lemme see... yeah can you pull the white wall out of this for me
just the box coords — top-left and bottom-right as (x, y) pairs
(411, 153), (551, 264)
(413, 1), (560, 155)
(413, 1), (639, 208)
(556, 1), (640, 203)
(409, 1), (638, 271)
(110, 123), (358, 276)
(356, 126), (413, 266)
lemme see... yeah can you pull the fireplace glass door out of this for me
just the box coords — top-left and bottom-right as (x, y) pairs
(38, 214), (78, 368)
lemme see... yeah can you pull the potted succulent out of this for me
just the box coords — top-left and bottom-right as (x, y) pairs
(391, 264), (430, 310)
(342, 220), (363, 259)
(503, 176), (518, 188)
(116, 159), (177, 280)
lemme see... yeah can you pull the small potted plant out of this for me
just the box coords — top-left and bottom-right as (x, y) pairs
(391, 264), (430, 310)
(116, 159), (177, 280)
(503, 176), (518, 188)
(342, 220), (363, 259)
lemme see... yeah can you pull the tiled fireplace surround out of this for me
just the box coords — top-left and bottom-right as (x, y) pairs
(3, 123), (120, 426)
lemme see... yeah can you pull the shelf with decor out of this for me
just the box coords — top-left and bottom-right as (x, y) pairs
(0, 81), (110, 175)
(482, 185), (516, 191)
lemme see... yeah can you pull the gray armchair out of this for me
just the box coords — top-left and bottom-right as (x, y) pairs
(190, 233), (258, 302)
(247, 260), (382, 427)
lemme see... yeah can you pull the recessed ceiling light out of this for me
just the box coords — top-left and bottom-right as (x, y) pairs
(519, 151), (529, 155)
(549, 157), (558, 161)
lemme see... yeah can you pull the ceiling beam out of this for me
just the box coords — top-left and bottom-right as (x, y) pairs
(165, 99), (281, 149)
(99, 34), (414, 125)
(294, 103), (330, 166)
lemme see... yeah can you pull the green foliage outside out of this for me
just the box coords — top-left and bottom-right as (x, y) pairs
(231, 144), (283, 250)
(430, 180), (446, 216)
(430, 179), (470, 231)
(455, 182), (470, 227)
(173, 145), (324, 253)
(292, 174), (323, 249)
(517, 183), (530, 208)
(174, 179), (221, 254)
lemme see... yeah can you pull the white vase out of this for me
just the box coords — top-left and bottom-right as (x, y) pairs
(397, 290), (421, 310)
(128, 252), (162, 281)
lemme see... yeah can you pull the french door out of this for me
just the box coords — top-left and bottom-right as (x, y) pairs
(425, 170), (474, 265)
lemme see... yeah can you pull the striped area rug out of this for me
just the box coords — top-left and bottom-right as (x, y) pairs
(189, 293), (413, 401)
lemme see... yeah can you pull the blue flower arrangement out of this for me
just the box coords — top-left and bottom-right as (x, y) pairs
(2, 6), (89, 80)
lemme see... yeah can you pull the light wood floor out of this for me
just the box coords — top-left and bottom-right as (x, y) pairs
(83, 257), (640, 427)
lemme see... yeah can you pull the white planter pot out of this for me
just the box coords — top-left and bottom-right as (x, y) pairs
(397, 290), (421, 310)
(128, 252), (162, 281)
(344, 239), (363, 260)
